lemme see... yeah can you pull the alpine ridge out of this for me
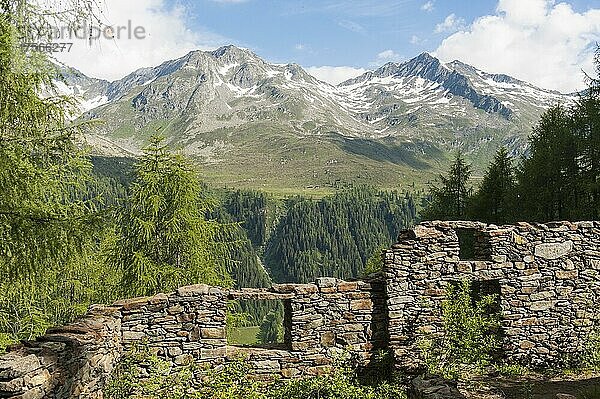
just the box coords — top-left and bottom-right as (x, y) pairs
(61, 45), (575, 190)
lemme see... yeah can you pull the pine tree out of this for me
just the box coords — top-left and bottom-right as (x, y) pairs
(106, 136), (231, 296)
(422, 153), (473, 220)
(264, 187), (416, 283)
(469, 147), (517, 224)
(518, 105), (580, 221)
(573, 44), (600, 219)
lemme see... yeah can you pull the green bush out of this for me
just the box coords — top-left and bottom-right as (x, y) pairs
(195, 360), (268, 399)
(104, 343), (194, 399)
(418, 280), (501, 379)
(269, 363), (405, 399)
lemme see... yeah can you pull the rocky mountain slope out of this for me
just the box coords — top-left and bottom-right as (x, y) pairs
(62, 46), (575, 191)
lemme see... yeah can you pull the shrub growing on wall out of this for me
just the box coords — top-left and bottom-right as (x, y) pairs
(419, 280), (501, 379)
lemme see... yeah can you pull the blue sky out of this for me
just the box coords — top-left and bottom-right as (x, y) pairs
(57, 0), (600, 92)
(170, 0), (501, 67)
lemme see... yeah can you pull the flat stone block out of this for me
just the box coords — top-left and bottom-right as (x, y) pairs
(176, 284), (211, 296)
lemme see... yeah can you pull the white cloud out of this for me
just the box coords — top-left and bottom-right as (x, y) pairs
(434, 13), (466, 33)
(294, 43), (306, 51)
(370, 49), (403, 66)
(435, 0), (600, 92)
(410, 35), (425, 45)
(421, 1), (435, 12)
(54, 0), (230, 81)
(305, 66), (367, 85)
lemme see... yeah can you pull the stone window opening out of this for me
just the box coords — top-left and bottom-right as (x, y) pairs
(472, 279), (503, 360)
(226, 299), (292, 349)
(456, 228), (491, 261)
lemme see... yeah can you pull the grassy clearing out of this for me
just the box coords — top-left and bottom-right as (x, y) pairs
(228, 326), (260, 346)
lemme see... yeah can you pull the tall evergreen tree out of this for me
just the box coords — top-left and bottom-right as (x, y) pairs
(518, 105), (580, 221)
(469, 147), (517, 224)
(573, 45), (600, 219)
(422, 153), (473, 220)
(258, 309), (283, 344)
(106, 136), (231, 296)
(0, 0), (118, 351)
(0, 4), (98, 277)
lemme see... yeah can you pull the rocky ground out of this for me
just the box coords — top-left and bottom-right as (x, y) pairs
(408, 371), (600, 399)
(459, 372), (600, 399)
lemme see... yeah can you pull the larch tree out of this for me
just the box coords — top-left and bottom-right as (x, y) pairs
(106, 136), (231, 297)
(422, 153), (473, 220)
(469, 147), (517, 224)
(0, 0), (114, 350)
(0, 1), (100, 278)
(518, 105), (580, 221)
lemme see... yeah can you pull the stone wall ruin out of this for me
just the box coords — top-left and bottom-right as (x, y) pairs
(1, 220), (599, 398)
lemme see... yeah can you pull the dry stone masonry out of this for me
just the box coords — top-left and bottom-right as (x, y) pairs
(385, 221), (600, 370)
(1, 220), (599, 398)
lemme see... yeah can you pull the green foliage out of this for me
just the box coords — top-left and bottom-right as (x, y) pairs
(226, 300), (254, 344)
(106, 351), (270, 399)
(363, 245), (387, 275)
(269, 361), (405, 399)
(227, 300), (285, 346)
(106, 136), (232, 297)
(0, 237), (122, 350)
(104, 343), (197, 399)
(210, 201), (274, 324)
(468, 147), (517, 224)
(495, 363), (528, 377)
(197, 358), (268, 399)
(422, 153), (473, 221)
(210, 206), (272, 290)
(518, 104), (582, 221)
(105, 348), (406, 399)
(584, 329), (600, 371)
(0, 3), (120, 351)
(265, 186), (417, 283)
(0, 9), (98, 278)
(224, 190), (275, 247)
(258, 309), (284, 344)
(419, 280), (501, 379)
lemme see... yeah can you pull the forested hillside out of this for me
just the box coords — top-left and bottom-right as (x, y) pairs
(1, 146), (417, 351)
(91, 161), (418, 287)
(264, 188), (417, 282)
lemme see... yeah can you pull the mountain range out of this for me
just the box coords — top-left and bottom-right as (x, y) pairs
(57, 45), (575, 193)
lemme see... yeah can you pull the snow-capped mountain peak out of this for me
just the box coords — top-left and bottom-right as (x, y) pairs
(59, 46), (575, 163)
